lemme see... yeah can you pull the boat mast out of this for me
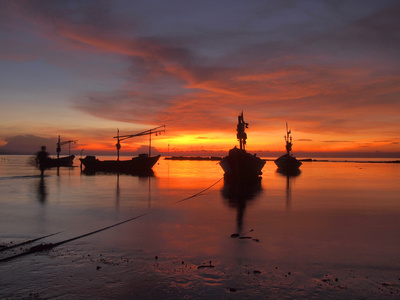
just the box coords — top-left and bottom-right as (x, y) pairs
(285, 122), (293, 155)
(57, 135), (77, 158)
(116, 129), (121, 161)
(236, 112), (248, 150)
(113, 125), (166, 158)
(57, 136), (61, 159)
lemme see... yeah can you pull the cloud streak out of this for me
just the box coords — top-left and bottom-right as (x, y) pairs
(0, 0), (399, 154)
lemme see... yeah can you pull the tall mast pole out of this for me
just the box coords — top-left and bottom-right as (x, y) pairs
(116, 129), (121, 161)
(57, 136), (61, 159)
(57, 137), (77, 157)
(149, 129), (152, 157)
(236, 112), (248, 150)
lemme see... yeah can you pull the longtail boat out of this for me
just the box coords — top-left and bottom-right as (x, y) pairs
(274, 122), (302, 172)
(45, 155), (75, 168)
(220, 112), (265, 181)
(36, 136), (76, 169)
(80, 126), (165, 174)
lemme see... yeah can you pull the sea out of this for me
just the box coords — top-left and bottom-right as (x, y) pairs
(0, 155), (399, 299)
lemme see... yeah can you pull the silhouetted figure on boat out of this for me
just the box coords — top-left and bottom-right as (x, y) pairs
(36, 146), (49, 177)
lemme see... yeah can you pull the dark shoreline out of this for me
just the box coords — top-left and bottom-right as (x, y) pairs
(311, 159), (400, 164)
(164, 156), (222, 161)
(164, 156), (400, 164)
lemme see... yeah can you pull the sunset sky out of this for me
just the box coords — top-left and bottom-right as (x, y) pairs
(1, 0), (399, 157)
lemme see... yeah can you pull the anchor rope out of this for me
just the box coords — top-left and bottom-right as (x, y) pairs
(175, 177), (223, 204)
(0, 177), (224, 263)
(0, 231), (62, 252)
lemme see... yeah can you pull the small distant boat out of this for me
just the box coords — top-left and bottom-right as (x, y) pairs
(36, 135), (77, 169)
(220, 112), (266, 181)
(80, 126), (165, 174)
(274, 122), (302, 172)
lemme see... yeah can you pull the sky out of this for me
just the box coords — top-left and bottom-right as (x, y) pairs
(0, 0), (399, 157)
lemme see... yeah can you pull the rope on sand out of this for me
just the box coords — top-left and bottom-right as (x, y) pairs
(0, 231), (62, 252)
(0, 213), (150, 263)
(0, 177), (224, 263)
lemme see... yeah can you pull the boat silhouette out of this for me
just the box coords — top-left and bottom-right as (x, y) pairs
(220, 112), (265, 181)
(80, 126), (165, 174)
(36, 136), (76, 169)
(274, 122), (302, 173)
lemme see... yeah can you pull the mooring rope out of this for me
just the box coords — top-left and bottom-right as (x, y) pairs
(0, 213), (150, 263)
(175, 177), (223, 204)
(0, 231), (62, 252)
(0, 177), (224, 263)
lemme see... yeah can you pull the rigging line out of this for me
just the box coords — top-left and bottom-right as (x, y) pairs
(0, 212), (151, 263)
(0, 231), (63, 252)
(174, 177), (224, 204)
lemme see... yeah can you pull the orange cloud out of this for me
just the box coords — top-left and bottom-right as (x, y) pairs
(1, 1), (399, 156)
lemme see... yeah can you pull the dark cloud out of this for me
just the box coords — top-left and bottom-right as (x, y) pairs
(73, 90), (173, 124)
(0, 135), (65, 155)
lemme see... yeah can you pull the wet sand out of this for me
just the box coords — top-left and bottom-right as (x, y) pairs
(1, 234), (399, 299)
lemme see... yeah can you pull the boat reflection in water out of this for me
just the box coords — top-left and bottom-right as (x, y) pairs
(221, 178), (262, 235)
(115, 173), (154, 208)
(276, 168), (301, 211)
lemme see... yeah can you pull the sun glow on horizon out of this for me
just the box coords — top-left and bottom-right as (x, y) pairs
(51, 124), (400, 156)
(0, 2), (399, 157)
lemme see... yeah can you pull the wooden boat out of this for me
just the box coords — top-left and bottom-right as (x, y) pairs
(44, 135), (77, 168)
(40, 155), (75, 168)
(274, 122), (302, 172)
(220, 112), (265, 181)
(80, 126), (165, 174)
(80, 154), (160, 174)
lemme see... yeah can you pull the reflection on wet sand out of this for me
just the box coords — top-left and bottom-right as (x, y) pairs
(221, 179), (262, 235)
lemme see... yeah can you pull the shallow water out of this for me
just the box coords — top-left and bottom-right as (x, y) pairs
(0, 155), (399, 299)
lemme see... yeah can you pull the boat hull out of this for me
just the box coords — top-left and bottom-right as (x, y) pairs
(274, 153), (302, 172)
(40, 155), (75, 168)
(80, 154), (160, 174)
(220, 147), (265, 181)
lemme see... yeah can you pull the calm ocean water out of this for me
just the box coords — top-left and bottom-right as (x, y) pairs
(1, 155), (399, 299)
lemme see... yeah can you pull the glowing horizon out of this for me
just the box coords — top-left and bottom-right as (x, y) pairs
(0, 1), (399, 156)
